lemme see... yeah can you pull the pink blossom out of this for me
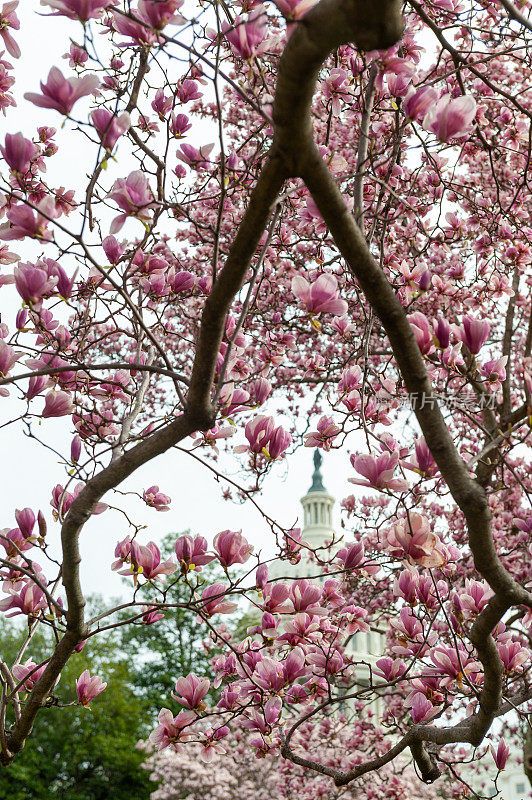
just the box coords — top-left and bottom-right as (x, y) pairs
(213, 529), (253, 567)
(402, 437), (438, 478)
(266, 424), (291, 460)
(173, 535), (212, 571)
(149, 707), (195, 751)
(384, 513), (446, 568)
(176, 80), (201, 104)
(410, 692), (436, 723)
(0, 202), (54, 243)
(12, 659), (51, 691)
(107, 170), (157, 233)
(490, 739), (510, 771)
(0, 527), (33, 557)
(42, 390), (74, 418)
(169, 112), (192, 138)
(303, 415), (340, 450)
(1, 132), (37, 174)
(223, 6), (267, 60)
(110, 10), (158, 45)
(127, 540), (176, 582)
(408, 311), (434, 356)
(41, 0), (112, 22)
(0, 582), (47, 617)
(274, 0), (318, 21)
(403, 85), (439, 122)
(480, 356), (507, 387)
(51, 482), (107, 520)
(141, 605), (164, 624)
(423, 94), (477, 141)
(349, 451), (409, 492)
(336, 541), (365, 571)
(172, 673), (210, 709)
(0, 339), (21, 387)
(142, 485), (171, 512)
(375, 657), (406, 681)
(24, 67), (99, 115)
(200, 583), (237, 616)
(90, 109), (130, 150)
(13, 261), (57, 307)
(137, 0), (184, 30)
(457, 316), (490, 355)
(291, 273), (348, 316)
(15, 508), (35, 539)
(176, 143), (214, 171)
(151, 88), (172, 118)
(0, 2), (20, 59)
(75, 669), (107, 707)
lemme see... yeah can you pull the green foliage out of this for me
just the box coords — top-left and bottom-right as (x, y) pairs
(0, 612), (153, 800)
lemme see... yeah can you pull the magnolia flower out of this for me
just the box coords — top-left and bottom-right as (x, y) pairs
(75, 669), (107, 707)
(107, 170), (157, 234)
(423, 94), (477, 141)
(1, 132), (37, 174)
(291, 273), (348, 316)
(403, 85), (438, 122)
(90, 109), (130, 150)
(142, 486), (171, 512)
(0, 202), (54, 243)
(303, 416), (340, 450)
(213, 530), (253, 567)
(174, 534), (214, 572)
(172, 673), (210, 709)
(384, 513), (447, 568)
(0, 2), (20, 59)
(457, 315), (490, 355)
(42, 390), (74, 418)
(40, 0), (112, 22)
(490, 739), (510, 771)
(200, 583), (238, 616)
(0, 582), (47, 617)
(149, 707), (195, 751)
(349, 451), (409, 492)
(223, 6), (267, 60)
(24, 67), (99, 115)
(12, 659), (51, 691)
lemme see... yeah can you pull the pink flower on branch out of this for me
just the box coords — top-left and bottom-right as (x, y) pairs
(349, 451), (409, 492)
(149, 708), (195, 752)
(303, 416), (340, 451)
(490, 740), (510, 771)
(213, 529), (253, 567)
(24, 67), (99, 115)
(42, 389), (74, 418)
(0, 582), (47, 618)
(0, 202), (54, 243)
(40, 0), (112, 22)
(200, 583), (238, 617)
(0, 2), (20, 59)
(291, 273), (348, 316)
(423, 93), (477, 141)
(90, 109), (130, 150)
(12, 659), (52, 691)
(107, 170), (157, 233)
(142, 485), (171, 512)
(223, 6), (268, 60)
(75, 669), (107, 707)
(172, 673), (210, 709)
(174, 534), (214, 572)
(0, 132), (38, 175)
(384, 513), (447, 568)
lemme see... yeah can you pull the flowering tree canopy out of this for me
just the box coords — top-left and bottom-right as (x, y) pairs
(0, 0), (531, 794)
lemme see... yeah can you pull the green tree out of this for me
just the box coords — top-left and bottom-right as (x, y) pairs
(0, 611), (154, 800)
